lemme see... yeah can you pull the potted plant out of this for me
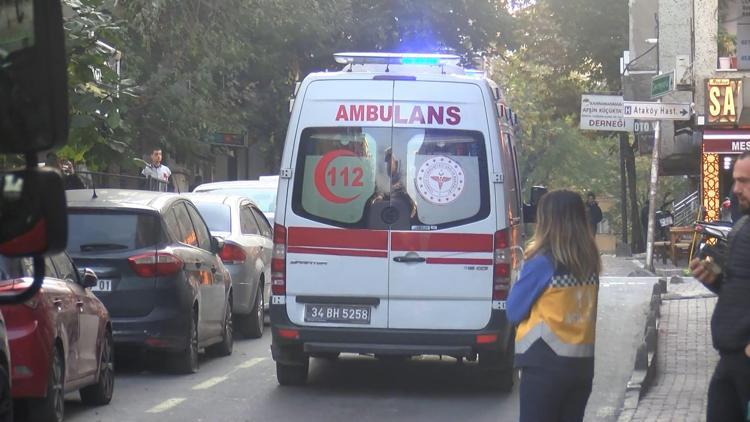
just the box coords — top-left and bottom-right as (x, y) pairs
(717, 29), (737, 69)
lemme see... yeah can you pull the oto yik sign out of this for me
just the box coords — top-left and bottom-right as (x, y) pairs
(579, 95), (633, 132)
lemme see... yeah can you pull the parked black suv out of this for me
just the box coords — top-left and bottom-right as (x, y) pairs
(66, 189), (234, 373)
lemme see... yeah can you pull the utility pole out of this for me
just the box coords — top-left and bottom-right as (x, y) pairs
(619, 132), (629, 246)
(645, 17), (660, 273)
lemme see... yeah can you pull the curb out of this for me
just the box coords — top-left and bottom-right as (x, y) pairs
(616, 277), (667, 422)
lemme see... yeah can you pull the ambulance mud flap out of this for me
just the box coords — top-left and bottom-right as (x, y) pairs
(271, 343), (307, 366)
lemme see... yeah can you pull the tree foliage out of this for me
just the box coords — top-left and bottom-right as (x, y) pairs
(64, 0), (512, 172)
(60, 0), (130, 169)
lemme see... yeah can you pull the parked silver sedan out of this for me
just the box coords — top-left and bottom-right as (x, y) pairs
(186, 194), (272, 338)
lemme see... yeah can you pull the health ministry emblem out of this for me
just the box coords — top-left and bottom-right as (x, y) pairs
(416, 156), (465, 205)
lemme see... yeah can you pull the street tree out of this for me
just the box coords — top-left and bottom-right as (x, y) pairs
(59, 0), (131, 170)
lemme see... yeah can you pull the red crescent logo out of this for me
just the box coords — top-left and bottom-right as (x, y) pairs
(314, 149), (362, 204)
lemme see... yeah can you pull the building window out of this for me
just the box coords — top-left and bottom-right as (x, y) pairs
(718, 0), (741, 70)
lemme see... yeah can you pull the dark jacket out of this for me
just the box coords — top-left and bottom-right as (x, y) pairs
(587, 202), (603, 230)
(705, 215), (750, 354)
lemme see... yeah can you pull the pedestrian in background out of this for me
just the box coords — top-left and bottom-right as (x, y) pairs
(141, 147), (171, 192)
(586, 192), (603, 235)
(507, 190), (601, 422)
(59, 159), (85, 190)
(689, 150), (750, 422)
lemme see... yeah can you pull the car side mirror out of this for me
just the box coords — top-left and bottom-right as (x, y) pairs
(0, 167), (67, 256)
(211, 236), (225, 254)
(0, 0), (69, 153)
(78, 268), (98, 289)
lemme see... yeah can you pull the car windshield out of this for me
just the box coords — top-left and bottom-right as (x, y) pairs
(200, 187), (276, 213)
(68, 211), (161, 254)
(193, 202), (231, 233)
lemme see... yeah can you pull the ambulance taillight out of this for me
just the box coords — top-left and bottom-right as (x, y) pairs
(272, 224), (287, 295)
(493, 229), (511, 301)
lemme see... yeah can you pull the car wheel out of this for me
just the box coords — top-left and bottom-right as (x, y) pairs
(173, 310), (199, 374)
(0, 362), (12, 422)
(239, 283), (264, 338)
(29, 346), (64, 422)
(209, 296), (234, 357)
(80, 329), (115, 405)
(276, 358), (309, 386)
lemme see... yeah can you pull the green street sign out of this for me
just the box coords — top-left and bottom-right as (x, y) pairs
(651, 72), (674, 98)
(207, 132), (245, 147)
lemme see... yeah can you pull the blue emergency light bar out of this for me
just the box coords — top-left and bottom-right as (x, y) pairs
(334, 52), (461, 66)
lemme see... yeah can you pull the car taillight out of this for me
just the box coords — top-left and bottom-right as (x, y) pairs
(128, 252), (183, 278)
(493, 229), (511, 301)
(271, 224), (286, 296)
(219, 243), (246, 264)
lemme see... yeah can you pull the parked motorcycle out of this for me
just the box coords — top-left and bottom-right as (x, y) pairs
(654, 194), (674, 241)
(694, 220), (732, 273)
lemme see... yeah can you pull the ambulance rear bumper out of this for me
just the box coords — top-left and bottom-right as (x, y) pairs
(270, 304), (512, 363)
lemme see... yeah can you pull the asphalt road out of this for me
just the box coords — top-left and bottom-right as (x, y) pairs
(56, 276), (657, 422)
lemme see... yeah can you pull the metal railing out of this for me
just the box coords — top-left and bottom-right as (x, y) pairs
(74, 171), (174, 192)
(672, 190), (700, 227)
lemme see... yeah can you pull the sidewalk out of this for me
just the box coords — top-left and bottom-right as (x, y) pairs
(618, 256), (719, 422)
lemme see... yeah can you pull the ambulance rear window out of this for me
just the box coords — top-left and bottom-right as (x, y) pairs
(395, 128), (490, 228)
(292, 127), (489, 230)
(292, 127), (387, 227)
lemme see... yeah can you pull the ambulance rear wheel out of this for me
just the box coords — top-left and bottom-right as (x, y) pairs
(479, 345), (515, 392)
(276, 358), (309, 386)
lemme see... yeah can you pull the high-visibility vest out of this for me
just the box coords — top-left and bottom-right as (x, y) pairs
(515, 273), (599, 358)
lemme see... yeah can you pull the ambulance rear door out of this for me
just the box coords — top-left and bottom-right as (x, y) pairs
(283, 78), (394, 329)
(387, 80), (496, 330)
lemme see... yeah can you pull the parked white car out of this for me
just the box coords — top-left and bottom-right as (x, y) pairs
(192, 180), (278, 225)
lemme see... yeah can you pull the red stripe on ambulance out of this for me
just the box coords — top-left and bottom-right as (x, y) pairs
(390, 232), (493, 252)
(287, 227), (388, 250)
(425, 258), (494, 265)
(287, 246), (388, 258)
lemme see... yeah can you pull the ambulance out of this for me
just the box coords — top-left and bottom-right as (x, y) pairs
(270, 52), (533, 390)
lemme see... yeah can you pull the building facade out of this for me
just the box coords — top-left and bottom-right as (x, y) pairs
(625, 0), (750, 222)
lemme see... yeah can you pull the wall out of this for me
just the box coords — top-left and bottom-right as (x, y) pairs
(658, 0), (698, 165)
(694, 0), (750, 117)
(624, 0), (659, 100)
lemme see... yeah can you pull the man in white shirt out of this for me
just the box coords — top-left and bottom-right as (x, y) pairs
(141, 148), (171, 192)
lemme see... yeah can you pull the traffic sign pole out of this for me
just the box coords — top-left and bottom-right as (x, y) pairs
(645, 99), (661, 273)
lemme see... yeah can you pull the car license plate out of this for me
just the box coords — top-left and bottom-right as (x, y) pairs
(91, 279), (112, 292)
(659, 216), (673, 227)
(304, 304), (371, 324)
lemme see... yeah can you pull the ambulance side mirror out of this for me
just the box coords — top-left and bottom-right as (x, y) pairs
(523, 186), (548, 224)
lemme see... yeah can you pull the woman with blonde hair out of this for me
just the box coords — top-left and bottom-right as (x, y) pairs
(507, 190), (601, 422)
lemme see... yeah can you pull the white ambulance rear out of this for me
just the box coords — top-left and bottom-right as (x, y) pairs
(270, 53), (528, 390)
